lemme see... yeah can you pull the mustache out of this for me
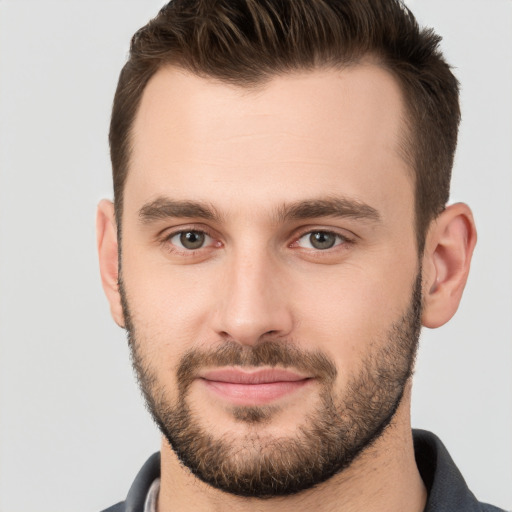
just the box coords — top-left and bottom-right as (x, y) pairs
(176, 340), (338, 394)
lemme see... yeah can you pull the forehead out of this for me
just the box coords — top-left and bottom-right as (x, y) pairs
(127, 64), (413, 221)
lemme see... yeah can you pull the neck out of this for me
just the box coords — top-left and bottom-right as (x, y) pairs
(158, 385), (426, 512)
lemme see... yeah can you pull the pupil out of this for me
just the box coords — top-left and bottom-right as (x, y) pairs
(310, 232), (336, 249)
(180, 231), (205, 249)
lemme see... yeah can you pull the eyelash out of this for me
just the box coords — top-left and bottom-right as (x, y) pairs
(291, 229), (353, 251)
(161, 226), (220, 255)
(160, 226), (354, 256)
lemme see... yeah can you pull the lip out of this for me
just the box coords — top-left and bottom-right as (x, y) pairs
(198, 368), (313, 406)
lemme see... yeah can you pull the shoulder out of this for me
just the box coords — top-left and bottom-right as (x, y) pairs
(413, 430), (508, 512)
(100, 502), (125, 512)
(99, 452), (160, 512)
(480, 505), (509, 512)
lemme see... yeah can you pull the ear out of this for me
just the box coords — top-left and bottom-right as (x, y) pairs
(96, 199), (125, 328)
(421, 203), (477, 328)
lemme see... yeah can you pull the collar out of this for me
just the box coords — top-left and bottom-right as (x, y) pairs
(413, 429), (500, 511)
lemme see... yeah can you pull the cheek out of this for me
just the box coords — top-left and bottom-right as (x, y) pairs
(121, 246), (220, 347)
(289, 257), (418, 371)
(123, 265), (217, 403)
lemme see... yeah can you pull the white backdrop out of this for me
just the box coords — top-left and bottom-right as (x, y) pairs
(0, 1), (510, 511)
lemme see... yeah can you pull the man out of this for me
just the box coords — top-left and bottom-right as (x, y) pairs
(96, 0), (504, 511)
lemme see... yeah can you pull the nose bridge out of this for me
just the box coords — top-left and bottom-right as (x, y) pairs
(214, 242), (293, 345)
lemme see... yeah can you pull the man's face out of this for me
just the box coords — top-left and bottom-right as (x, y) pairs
(119, 65), (422, 496)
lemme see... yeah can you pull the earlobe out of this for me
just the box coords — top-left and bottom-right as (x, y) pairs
(96, 199), (125, 328)
(421, 203), (477, 329)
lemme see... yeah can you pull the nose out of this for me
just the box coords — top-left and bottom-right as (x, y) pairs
(212, 248), (294, 346)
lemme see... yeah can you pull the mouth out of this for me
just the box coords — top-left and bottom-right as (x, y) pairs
(198, 368), (313, 406)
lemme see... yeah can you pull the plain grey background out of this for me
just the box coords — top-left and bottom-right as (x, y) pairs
(0, 1), (511, 511)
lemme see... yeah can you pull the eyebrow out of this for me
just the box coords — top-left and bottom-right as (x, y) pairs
(138, 196), (381, 224)
(139, 197), (222, 223)
(275, 197), (381, 223)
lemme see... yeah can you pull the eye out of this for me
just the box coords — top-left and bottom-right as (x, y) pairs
(169, 230), (212, 250)
(295, 231), (346, 250)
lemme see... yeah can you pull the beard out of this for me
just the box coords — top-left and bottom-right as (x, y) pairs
(120, 270), (422, 498)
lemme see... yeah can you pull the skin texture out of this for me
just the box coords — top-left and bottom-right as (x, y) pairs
(124, 274), (422, 497)
(97, 64), (477, 512)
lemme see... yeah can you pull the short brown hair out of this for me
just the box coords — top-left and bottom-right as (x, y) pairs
(110, 0), (460, 251)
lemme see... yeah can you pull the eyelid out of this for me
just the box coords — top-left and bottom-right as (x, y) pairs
(157, 224), (355, 256)
(290, 226), (356, 247)
(160, 224), (222, 254)
(169, 230), (213, 249)
(159, 223), (218, 240)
